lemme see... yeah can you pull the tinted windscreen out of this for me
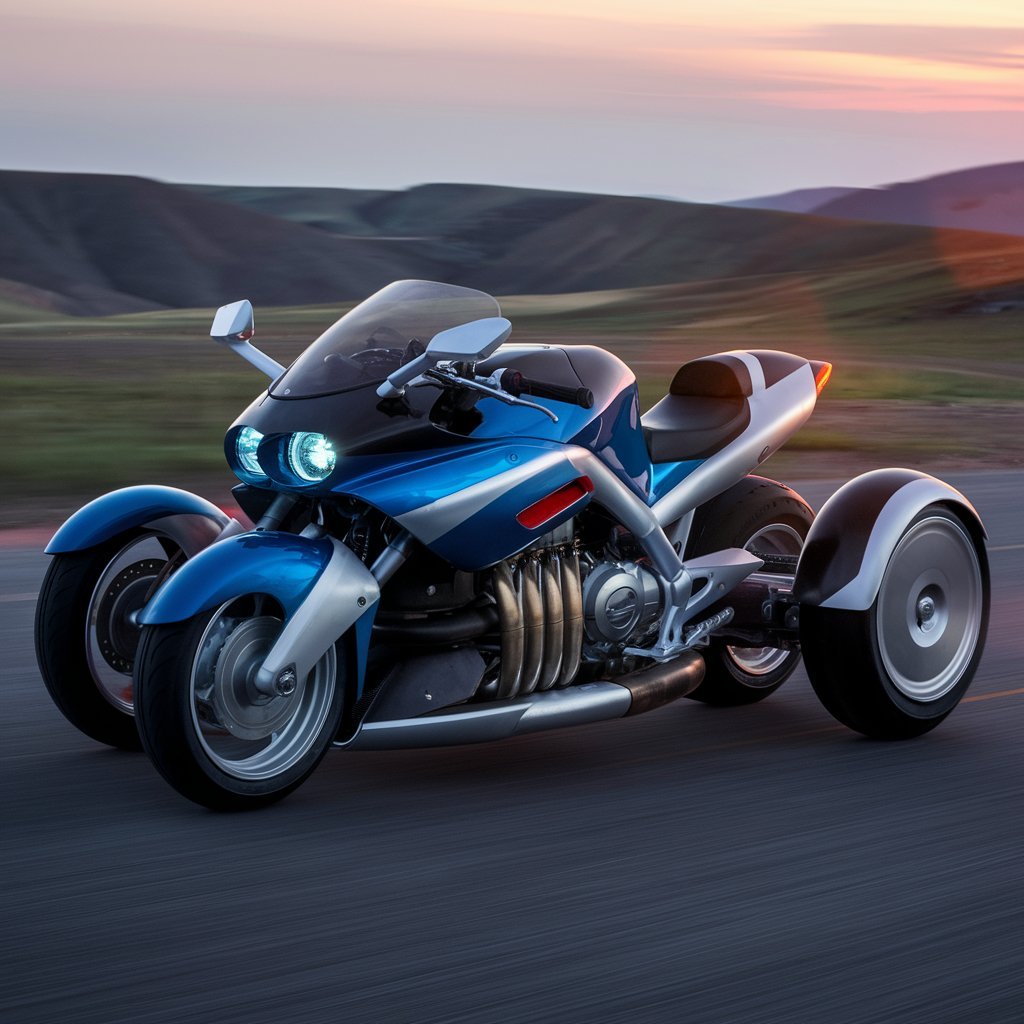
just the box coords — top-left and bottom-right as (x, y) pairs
(271, 280), (501, 398)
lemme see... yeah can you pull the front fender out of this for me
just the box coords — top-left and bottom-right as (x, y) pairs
(794, 468), (986, 611)
(140, 530), (335, 623)
(138, 530), (380, 695)
(46, 485), (236, 556)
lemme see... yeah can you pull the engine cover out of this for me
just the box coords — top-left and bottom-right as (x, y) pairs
(582, 561), (662, 644)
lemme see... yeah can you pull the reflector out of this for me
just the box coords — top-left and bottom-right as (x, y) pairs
(516, 477), (594, 530)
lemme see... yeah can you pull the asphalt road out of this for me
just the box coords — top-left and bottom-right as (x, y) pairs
(3, 471), (1023, 1024)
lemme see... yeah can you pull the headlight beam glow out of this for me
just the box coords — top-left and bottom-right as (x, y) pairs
(288, 432), (337, 482)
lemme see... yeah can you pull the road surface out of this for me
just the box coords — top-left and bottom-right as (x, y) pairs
(3, 472), (1022, 1023)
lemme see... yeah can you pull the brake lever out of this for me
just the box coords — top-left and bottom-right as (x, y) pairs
(420, 367), (559, 422)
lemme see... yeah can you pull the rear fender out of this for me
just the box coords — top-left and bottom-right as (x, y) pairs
(45, 485), (240, 556)
(794, 469), (986, 611)
(138, 531), (379, 695)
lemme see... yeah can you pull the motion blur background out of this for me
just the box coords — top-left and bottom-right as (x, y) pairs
(2, 3), (1023, 1023)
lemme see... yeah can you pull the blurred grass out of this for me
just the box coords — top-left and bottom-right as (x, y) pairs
(2, 257), (1023, 526)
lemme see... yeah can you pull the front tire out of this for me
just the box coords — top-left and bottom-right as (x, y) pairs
(685, 476), (814, 705)
(801, 507), (989, 739)
(134, 595), (347, 810)
(34, 529), (182, 750)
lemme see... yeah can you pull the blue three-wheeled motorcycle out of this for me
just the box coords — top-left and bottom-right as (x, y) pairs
(35, 281), (989, 808)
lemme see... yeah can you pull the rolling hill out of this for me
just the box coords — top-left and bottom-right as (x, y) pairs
(729, 162), (1024, 238)
(813, 162), (1024, 237)
(725, 187), (860, 214)
(2, 168), (1024, 318)
(0, 171), (439, 317)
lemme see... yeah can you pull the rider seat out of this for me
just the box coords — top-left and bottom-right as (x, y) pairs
(641, 354), (753, 462)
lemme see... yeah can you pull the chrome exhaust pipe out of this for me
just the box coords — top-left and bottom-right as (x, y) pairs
(342, 650), (705, 750)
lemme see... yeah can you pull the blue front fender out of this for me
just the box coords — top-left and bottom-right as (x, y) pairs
(46, 485), (233, 555)
(140, 531), (334, 624)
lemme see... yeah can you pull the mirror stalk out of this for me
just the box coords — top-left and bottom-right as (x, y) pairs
(210, 300), (285, 381)
(216, 338), (286, 380)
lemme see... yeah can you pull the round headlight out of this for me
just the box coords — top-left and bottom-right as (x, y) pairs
(235, 426), (265, 475)
(288, 432), (336, 482)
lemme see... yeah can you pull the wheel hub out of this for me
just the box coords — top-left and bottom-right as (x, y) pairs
(88, 554), (168, 714)
(95, 559), (165, 674)
(210, 617), (305, 740)
(726, 522), (804, 678)
(190, 600), (339, 782)
(910, 582), (947, 643)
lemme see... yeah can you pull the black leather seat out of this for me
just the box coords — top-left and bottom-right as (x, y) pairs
(641, 354), (753, 462)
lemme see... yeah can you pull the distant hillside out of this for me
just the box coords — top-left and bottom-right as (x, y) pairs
(190, 184), (391, 236)
(3, 169), (1024, 317)
(725, 187), (861, 214)
(812, 162), (1024, 237)
(0, 171), (438, 316)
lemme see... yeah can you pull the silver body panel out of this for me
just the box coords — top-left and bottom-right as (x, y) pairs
(395, 448), (571, 544)
(650, 362), (818, 529)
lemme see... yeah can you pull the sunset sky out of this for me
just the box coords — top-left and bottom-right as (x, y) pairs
(1, 0), (1022, 200)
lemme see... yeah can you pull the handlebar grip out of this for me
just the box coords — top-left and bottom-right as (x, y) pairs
(499, 370), (594, 409)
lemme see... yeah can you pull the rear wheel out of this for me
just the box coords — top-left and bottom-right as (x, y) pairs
(684, 476), (813, 705)
(801, 506), (988, 739)
(34, 529), (182, 749)
(134, 595), (347, 810)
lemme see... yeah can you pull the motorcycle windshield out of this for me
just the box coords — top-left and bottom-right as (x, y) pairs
(271, 280), (501, 399)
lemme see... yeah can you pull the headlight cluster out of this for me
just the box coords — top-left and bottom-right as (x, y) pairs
(233, 428), (337, 483)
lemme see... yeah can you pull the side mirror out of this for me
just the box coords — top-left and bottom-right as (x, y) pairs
(210, 300), (285, 380)
(425, 317), (511, 361)
(377, 316), (512, 398)
(211, 299), (255, 342)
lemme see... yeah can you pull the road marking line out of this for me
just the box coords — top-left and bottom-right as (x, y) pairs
(0, 593), (37, 603)
(963, 687), (1024, 703)
(990, 543), (1024, 552)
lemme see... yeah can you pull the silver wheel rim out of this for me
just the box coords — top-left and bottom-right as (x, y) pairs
(876, 515), (982, 702)
(190, 598), (337, 781)
(86, 534), (173, 714)
(726, 522), (804, 677)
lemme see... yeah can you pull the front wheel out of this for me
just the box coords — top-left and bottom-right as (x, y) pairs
(801, 507), (989, 739)
(134, 595), (347, 810)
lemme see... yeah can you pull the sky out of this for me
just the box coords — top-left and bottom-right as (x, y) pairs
(0, 0), (1022, 202)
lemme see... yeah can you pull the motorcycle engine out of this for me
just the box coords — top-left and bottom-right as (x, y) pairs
(582, 561), (662, 647)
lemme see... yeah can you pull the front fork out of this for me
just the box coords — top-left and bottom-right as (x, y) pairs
(252, 526), (415, 697)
